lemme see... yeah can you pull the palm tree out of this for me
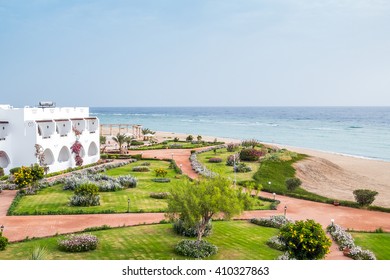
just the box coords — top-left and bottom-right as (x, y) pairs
(112, 133), (126, 154)
(125, 136), (134, 152)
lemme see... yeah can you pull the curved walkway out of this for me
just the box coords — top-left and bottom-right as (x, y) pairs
(1, 148), (389, 261)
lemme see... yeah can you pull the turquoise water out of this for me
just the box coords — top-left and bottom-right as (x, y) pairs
(91, 107), (390, 161)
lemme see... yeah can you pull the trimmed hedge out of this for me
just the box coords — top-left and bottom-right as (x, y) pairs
(58, 234), (98, 252)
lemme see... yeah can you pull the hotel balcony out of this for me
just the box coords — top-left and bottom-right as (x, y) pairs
(36, 120), (56, 139)
(85, 117), (99, 134)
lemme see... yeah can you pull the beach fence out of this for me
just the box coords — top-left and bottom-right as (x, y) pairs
(100, 124), (143, 139)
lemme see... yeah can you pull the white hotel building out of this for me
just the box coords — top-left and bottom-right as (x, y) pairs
(0, 104), (100, 174)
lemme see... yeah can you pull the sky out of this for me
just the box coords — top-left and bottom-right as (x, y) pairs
(0, 0), (390, 107)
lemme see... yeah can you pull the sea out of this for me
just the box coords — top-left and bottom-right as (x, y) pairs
(91, 107), (390, 162)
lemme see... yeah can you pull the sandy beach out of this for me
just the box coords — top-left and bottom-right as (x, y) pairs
(101, 127), (390, 208)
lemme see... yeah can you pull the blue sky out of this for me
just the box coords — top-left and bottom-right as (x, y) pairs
(1, 0), (389, 107)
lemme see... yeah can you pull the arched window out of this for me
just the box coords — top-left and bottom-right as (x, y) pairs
(0, 151), (10, 168)
(58, 146), (70, 163)
(88, 142), (98, 156)
(43, 149), (55, 165)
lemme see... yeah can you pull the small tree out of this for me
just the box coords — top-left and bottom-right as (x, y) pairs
(142, 128), (155, 135)
(197, 135), (202, 141)
(285, 177), (302, 191)
(353, 189), (378, 207)
(100, 136), (107, 153)
(186, 135), (193, 142)
(279, 219), (331, 260)
(112, 133), (127, 154)
(173, 137), (179, 142)
(124, 136), (134, 151)
(13, 166), (34, 188)
(167, 177), (244, 242)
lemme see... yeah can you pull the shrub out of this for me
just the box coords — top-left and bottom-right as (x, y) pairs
(173, 137), (179, 142)
(30, 246), (48, 260)
(152, 178), (171, 183)
(250, 215), (292, 229)
(208, 157), (223, 163)
(353, 189), (378, 207)
(132, 166), (150, 172)
(226, 143), (239, 152)
(0, 234), (8, 251)
(13, 166), (33, 188)
(9, 167), (21, 175)
(226, 154), (238, 166)
(279, 219), (331, 260)
(173, 219), (212, 237)
(100, 154), (108, 159)
(154, 168), (168, 177)
(241, 139), (260, 148)
(30, 164), (45, 182)
(326, 224), (354, 250)
(348, 246), (376, 260)
(169, 144), (183, 149)
(239, 148), (263, 161)
(285, 178), (302, 191)
(70, 183), (100, 207)
(149, 192), (170, 199)
(117, 175), (137, 188)
(186, 135), (193, 142)
(131, 140), (144, 146)
(141, 162), (151, 166)
(234, 163), (252, 173)
(266, 236), (286, 251)
(175, 240), (218, 258)
(0, 167), (4, 177)
(98, 181), (122, 192)
(58, 234), (98, 252)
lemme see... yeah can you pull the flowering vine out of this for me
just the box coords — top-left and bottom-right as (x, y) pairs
(71, 141), (83, 166)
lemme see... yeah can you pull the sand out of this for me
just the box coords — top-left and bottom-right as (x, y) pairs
(101, 127), (390, 208)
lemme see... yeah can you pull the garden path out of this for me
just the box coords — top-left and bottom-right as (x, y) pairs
(1, 148), (389, 260)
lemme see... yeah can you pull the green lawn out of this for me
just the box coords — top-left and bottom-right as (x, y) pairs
(10, 160), (188, 215)
(133, 141), (223, 150)
(351, 232), (390, 260)
(0, 221), (281, 260)
(197, 148), (259, 183)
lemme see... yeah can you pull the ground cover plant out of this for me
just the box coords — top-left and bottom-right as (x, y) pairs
(351, 232), (390, 260)
(8, 160), (187, 215)
(0, 221), (281, 260)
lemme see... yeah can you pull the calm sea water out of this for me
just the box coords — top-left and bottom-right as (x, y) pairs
(91, 107), (390, 161)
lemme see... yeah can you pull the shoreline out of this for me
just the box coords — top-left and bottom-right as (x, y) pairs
(101, 127), (390, 207)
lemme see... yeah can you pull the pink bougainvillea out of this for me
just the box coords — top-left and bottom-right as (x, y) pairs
(71, 141), (83, 166)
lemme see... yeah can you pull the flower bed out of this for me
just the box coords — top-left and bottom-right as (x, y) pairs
(327, 223), (376, 260)
(250, 215), (292, 229)
(58, 234), (98, 252)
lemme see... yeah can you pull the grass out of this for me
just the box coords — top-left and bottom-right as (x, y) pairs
(133, 140), (224, 150)
(350, 232), (390, 260)
(197, 148), (259, 183)
(9, 160), (188, 215)
(0, 221), (281, 260)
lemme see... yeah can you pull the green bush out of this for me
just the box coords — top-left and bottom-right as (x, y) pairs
(173, 219), (212, 237)
(132, 166), (150, 172)
(154, 168), (168, 177)
(279, 219), (331, 260)
(239, 148), (263, 161)
(141, 162), (151, 166)
(9, 167), (21, 175)
(70, 183), (100, 207)
(234, 163), (252, 173)
(131, 140), (144, 146)
(100, 154), (108, 159)
(285, 177), (302, 191)
(149, 192), (170, 199)
(58, 234), (98, 252)
(0, 234), (8, 251)
(186, 135), (193, 142)
(266, 236), (286, 251)
(151, 178), (171, 183)
(30, 164), (45, 182)
(175, 240), (218, 258)
(13, 166), (33, 188)
(208, 157), (223, 163)
(353, 189), (378, 207)
(174, 137), (179, 142)
(0, 167), (4, 177)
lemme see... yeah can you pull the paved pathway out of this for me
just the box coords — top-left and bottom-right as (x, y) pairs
(1, 148), (389, 260)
